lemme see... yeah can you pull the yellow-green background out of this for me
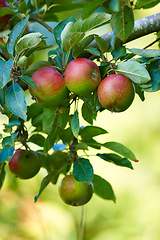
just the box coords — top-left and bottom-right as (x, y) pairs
(1, 4), (160, 240)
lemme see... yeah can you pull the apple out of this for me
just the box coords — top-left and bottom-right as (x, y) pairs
(0, 0), (11, 31)
(9, 149), (41, 179)
(59, 174), (94, 206)
(64, 58), (101, 96)
(97, 74), (135, 112)
(29, 66), (69, 108)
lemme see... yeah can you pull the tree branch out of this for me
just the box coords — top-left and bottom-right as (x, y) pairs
(83, 12), (160, 57)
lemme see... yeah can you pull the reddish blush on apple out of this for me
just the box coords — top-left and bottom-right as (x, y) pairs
(29, 66), (69, 108)
(98, 74), (135, 112)
(64, 58), (101, 96)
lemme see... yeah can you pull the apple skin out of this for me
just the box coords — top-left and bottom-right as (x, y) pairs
(59, 174), (94, 206)
(0, 0), (11, 31)
(64, 58), (101, 96)
(97, 74), (135, 112)
(9, 149), (41, 179)
(29, 66), (69, 108)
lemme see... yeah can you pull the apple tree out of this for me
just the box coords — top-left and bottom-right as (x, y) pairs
(0, 0), (160, 207)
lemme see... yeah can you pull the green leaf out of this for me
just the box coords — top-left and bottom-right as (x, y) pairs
(25, 61), (51, 77)
(7, 16), (29, 55)
(82, 0), (106, 19)
(103, 141), (137, 161)
(0, 58), (13, 88)
(0, 7), (16, 16)
(71, 110), (79, 138)
(73, 158), (94, 184)
(42, 108), (56, 133)
(73, 34), (95, 58)
(94, 35), (108, 53)
(19, 75), (38, 90)
(128, 48), (160, 58)
(0, 146), (14, 162)
(62, 32), (85, 52)
(43, 112), (59, 154)
(135, 0), (160, 9)
(34, 170), (58, 202)
(15, 32), (43, 54)
(2, 136), (14, 147)
(28, 134), (45, 147)
(81, 102), (94, 124)
(5, 83), (27, 121)
(0, 162), (6, 190)
(85, 47), (101, 57)
(111, 6), (134, 42)
(97, 153), (133, 169)
(83, 138), (101, 149)
(116, 59), (151, 84)
(80, 126), (108, 140)
(53, 17), (76, 47)
(148, 59), (160, 91)
(71, 12), (111, 33)
(92, 174), (116, 203)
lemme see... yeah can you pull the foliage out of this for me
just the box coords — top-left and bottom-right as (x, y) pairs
(0, 0), (160, 207)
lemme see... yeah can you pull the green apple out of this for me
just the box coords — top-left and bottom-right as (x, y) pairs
(9, 149), (41, 179)
(29, 66), (69, 108)
(64, 58), (101, 96)
(97, 74), (135, 112)
(59, 174), (94, 206)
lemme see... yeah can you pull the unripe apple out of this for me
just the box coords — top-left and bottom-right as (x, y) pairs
(9, 149), (41, 179)
(29, 66), (69, 108)
(97, 74), (135, 112)
(64, 58), (101, 96)
(0, 0), (11, 31)
(59, 174), (94, 206)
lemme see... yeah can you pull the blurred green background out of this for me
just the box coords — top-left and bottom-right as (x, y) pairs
(1, 4), (160, 240)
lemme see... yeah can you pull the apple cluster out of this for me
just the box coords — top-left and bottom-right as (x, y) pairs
(29, 58), (135, 113)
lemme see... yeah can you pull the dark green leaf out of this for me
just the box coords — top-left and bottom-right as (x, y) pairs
(28, 134), (45, 147)
(81, 102), (94, 124)
(85, 47), (101, 57)
(43, 111), (60, 153)
(97, 153), (133, 169)
(53, 17), (76, 47)
(83, 138), (101, 149)
(134, 83), (145, 101)
(48, 3), (84, 13)
(0, 146), (14, 162)
(82, 0), (106, 19)
(73, 34), (95, 58)
(34, 170), (58, 202)
(5, 83), (27, 121)
(0, 60), (5, 88)
(0, 7), (16, 16)
(0, 162), (6, 190)
(7, 16), (29, 55)
(94, 35), (108, 53)
(111, 45), (127, 60)
(71, 12), (111, 33)
(73, 158), (94, 184)
(111, 6), (134, 42)
(25, 61), (51, 77)
(71, 110), (79, 138)
(2, 136), (14, 147)
(80, 126), (108, 140)
(0, 58), (13, 88)
(19, 75), (38, 90)
(42, 108), (56, 133)
(103, 141), (137, 161)
(135, 0), (160, 9)
(92, 174), (116, 203)
(60, 127), (74, 144)
(148, 59), (160, 91)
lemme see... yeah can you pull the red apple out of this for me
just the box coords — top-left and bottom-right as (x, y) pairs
(97, 74), (135, 112)
(64, 58), (101, 96)
(59, 174), (94, 206)
(29, 66), (69, 108)
(9, 149), (41, 179)
(0, 0), (11, 31)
